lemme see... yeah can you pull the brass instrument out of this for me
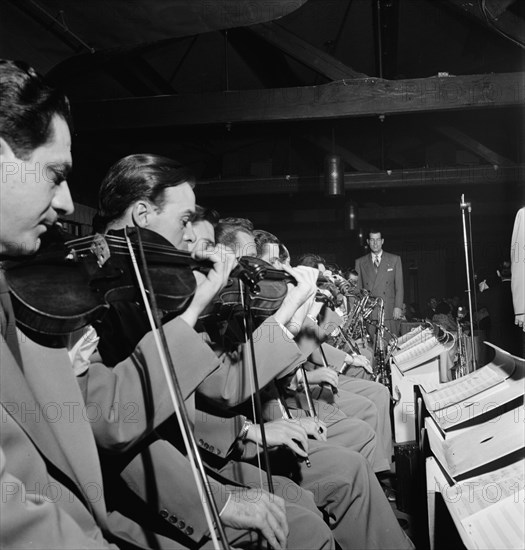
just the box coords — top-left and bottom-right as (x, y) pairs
(452, 306), (469, 379)
(366, 297), (399, 401)
(329, 288), (371, 354)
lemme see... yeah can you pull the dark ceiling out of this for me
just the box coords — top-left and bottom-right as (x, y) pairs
(1, 0), (524, 297)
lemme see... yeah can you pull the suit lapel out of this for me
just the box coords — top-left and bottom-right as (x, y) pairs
(0, 335), (88, 501)
(16, 332), (107, 523)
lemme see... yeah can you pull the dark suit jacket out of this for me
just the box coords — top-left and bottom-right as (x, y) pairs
(355, 251), (404, 320)
(0, 273), (220, 548)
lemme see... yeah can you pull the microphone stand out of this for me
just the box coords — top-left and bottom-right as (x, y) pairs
(460, 194), (477, 372)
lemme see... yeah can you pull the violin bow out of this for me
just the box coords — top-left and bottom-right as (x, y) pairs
(238, 278), (275, 494)
(124, 227), (230, 550)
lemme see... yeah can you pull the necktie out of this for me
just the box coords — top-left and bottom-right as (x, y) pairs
(374, 255), (380, 273)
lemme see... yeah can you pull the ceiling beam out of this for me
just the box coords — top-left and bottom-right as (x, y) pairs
(435, 126), (516, 166)
(445, 0), (525, 47)
(303, 135), (381, 172)
(195, 164), (524, 197)
(238, 201), (516, 225)
(248, 21), (367, 80)
(73, 72), (525, 130)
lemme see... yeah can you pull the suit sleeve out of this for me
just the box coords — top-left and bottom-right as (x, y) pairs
(309, 343), (347, 370)
(85, 317), (220, 451)
(194, 412), (244, 458)
(0, 447), (117, 549)
(196, 316), (305, 409)
(120, 439), (232, 543)
(394, 256), (404, 310)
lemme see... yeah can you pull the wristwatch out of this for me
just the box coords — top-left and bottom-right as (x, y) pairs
(238, 419), (253, 442)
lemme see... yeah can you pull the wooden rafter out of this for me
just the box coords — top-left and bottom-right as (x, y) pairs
(195, 164), (524, 197)
(73, 72), (525, 130)
(435, 126), (516, 166)
(248, 21), (367, 80)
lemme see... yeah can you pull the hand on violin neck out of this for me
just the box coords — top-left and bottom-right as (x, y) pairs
(180, 244), (237, 327)
(273, 266), (318, 328)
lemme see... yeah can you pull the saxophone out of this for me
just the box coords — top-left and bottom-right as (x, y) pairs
(452, 306), (469, 379)
(367, 297), (398, 401)
(328, 288), (370, 355)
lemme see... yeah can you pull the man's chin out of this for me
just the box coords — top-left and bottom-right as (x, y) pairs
(1, 238), (41, 258)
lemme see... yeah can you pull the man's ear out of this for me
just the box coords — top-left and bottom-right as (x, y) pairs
(131, 200), (153, 228)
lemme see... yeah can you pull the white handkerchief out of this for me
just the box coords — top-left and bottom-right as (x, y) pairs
(66, 326), (100, 376)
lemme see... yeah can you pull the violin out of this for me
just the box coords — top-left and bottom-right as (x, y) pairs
(3, 224), (213, 336)
(200, 257), (337, 349)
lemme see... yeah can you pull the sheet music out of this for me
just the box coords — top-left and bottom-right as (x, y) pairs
(450, 461), (525, 520)
(393, 336), (449, 373)
(424, 366), (508, 412)
(432, 381), (512, 429)
(396, 324), (425, 348)
(462, 489), (525, 549)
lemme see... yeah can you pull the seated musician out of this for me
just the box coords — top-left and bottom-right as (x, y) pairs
(93, 162), (413, 550)
(254, 231), (394, 476)
(194, 214), (414, 550)
(0, 59), (256, 550)
(93, 154), (336, 549)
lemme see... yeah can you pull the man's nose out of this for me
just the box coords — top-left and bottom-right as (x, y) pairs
(183, 221), (196, 242)
(52, 180), (74, 216)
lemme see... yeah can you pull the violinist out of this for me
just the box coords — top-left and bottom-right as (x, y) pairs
(0, 59), (225, 550)
(94, 155), (336, 550)
(297, 252), (394, 477)
(210, 219), (414, 550)
(255, 234), (394, 476)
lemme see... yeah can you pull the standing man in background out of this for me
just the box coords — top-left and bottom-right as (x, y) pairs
(355, 229), (404, 338)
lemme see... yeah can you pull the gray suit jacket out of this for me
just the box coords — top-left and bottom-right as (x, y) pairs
(355, 251), (403, 320)
(0, 273), (220, 548)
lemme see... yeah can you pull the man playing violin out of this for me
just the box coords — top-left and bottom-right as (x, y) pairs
(0, 60), (335, 550)
(201, 218), (414, 550)
(254, 232), (394, 476)
(92, 181), (412, 550)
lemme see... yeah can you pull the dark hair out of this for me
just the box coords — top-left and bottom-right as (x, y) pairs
(368, 228), (383, 239)
(499, 260), (511, 279)
(219, 217), (254, 232)
(0, 59), (73, 160)
(253, 229), (280, 257)
(192, 205), (220, 227)
(297, 253), (325, 268)
(215, 219), (253, 249)
(97, 154), (195, 228)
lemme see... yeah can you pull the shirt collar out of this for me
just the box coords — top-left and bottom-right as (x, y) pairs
(371, 250), (383, 261)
